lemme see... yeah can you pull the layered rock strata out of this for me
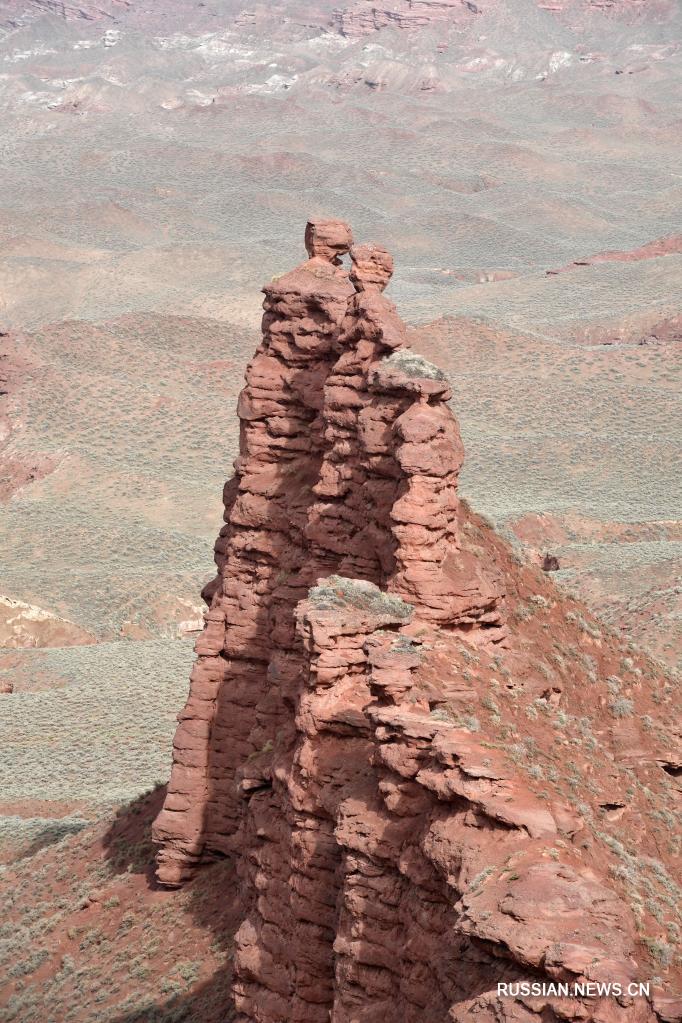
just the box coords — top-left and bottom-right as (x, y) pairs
(153, 219), (506, 886)
(153, 219), (356, 883)
(154, 222), (678, 1023)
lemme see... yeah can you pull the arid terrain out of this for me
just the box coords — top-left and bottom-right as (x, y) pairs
(0, 1), (680, 1021)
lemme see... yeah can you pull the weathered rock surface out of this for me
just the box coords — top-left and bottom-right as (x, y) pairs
(154, 223), (681, 1022)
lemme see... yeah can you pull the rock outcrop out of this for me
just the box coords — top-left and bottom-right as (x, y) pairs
(154, 222), (681, 1023)
(330, 0), (481, 37)
(329, 0), (673, 37)
(0, 595), (96, 649)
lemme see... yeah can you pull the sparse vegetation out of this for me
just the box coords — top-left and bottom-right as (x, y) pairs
(610, 697), (634, 718)
(642, 937), (674, 969)
(379, 350), (447, 381)
(0, 792), (236, 1023)
(308, 576), (413, 620)
(0, 641), (193, 808)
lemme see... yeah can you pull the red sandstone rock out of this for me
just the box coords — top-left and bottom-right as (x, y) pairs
(153, 224), (356, 884)
(154, 223), (679, 1023)
(304, 218), (353, 265)
(348, 242), (394, 293)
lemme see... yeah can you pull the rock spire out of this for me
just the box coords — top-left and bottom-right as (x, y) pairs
(153, 220), (505, 882)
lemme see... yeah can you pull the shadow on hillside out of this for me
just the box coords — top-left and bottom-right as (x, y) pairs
(102, 956), (237, 1023)
(103, 783), (167, 885)
(102, 785), (241, 1023)
(12, 819), (89, 863)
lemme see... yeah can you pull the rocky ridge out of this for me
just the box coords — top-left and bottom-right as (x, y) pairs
(329, 0), (674, 36)
(330, 0), (482, 37)
(153, 222), (681, 1023)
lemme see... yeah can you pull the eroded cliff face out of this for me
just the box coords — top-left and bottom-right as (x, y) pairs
(153, 222), (681, 1023)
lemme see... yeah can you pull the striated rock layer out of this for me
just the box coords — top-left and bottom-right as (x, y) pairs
(154, 223), (680, 1023)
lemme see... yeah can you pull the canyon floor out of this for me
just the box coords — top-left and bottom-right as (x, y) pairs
(0, 0), (680, 1020)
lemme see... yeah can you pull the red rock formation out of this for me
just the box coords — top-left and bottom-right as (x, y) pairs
(153, 223), (506, 884)
(232, 580), (646, 1023)
(154, 223), (680, 1023)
